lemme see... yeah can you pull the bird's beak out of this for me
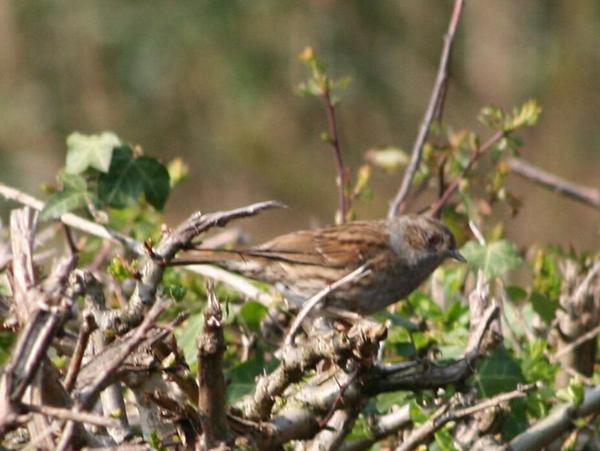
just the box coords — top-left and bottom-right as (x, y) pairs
(449, 249), (467, 262)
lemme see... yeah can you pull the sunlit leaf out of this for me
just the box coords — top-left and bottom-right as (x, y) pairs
(167, 157), (189, 188)
(40, 173), (90, 220)
(461, 239), (523, 280)
(65, 131), (120, 174)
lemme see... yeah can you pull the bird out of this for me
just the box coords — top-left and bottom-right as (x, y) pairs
(173, 214), (465, 315)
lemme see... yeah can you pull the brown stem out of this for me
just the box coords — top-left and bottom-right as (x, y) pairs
(322, 86), (349, 223)
(388, 0), (465, 218)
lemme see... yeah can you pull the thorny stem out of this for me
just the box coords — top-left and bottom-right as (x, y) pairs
(388, 0), (465, 218)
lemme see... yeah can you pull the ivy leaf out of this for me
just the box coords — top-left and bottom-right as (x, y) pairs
(473, 347), (524, 397)
(40, 174), (90, 220)
(135, 156), (170, 210)
(65, 131), (120, 174)
(461, 239), (523, 280)
(98, 146), (170, 210)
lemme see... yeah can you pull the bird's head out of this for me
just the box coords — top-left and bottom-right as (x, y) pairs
(390, 214), (466, 266)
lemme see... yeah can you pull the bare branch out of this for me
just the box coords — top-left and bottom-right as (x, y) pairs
(388, 0), (465, 218)
(506, 156), (600, 210)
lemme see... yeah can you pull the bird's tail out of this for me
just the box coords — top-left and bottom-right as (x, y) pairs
(170, 248), (261, 275)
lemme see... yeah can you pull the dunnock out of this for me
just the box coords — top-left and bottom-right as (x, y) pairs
(175, 215), (465, 314)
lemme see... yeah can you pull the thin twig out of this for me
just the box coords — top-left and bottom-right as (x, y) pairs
(506, 157), (600, 210)
(552, 323), (600, 363)
(22, 403), (120, 429)
(284, 264), (371, 346)
(429, 130), (505, 217)
(388, 0), (465, 218)
(322, 84), (349, 223)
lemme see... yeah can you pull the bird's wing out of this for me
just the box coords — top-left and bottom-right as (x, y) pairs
(247, 221), (390, 268)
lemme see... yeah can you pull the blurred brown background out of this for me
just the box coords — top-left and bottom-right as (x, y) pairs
(0, 1), (598, 249)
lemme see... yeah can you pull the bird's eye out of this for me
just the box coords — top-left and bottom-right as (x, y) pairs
(427, 233), (442, 248)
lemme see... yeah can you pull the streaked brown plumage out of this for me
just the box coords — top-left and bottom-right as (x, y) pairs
(176, 215), (465, 314)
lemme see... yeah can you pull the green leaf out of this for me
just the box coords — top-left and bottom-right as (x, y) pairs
(473, 347), (524, 397)
(521, 339), (557, 383)
(98, 146), (170, 210)
(226, 358), (278, 403)
(506, 99), (542, 130)
(167, 157), (189, 187)
(239, 301), (268, 333)
(557, 377), (584, 406)
(506, 285), (527, 302)
(174, 312), (205, 365)
(374, 392), (411, 413)
(461, 239), (523, 280)
(40, 174), (90, 220)
(530, 291), (558, 325)
(65, 131), (120, 174)
(98, 146), (142, 208)
(408, 291), (443, 319)
(135, 156), (170, 210)
(408, 400), (428, 424)
(434, 428), (457, 451)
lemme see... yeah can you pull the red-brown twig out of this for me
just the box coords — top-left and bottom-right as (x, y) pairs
(429, 130), (505, 217)
(322, 85), (349, 223)
(388, 0), (465, 218)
